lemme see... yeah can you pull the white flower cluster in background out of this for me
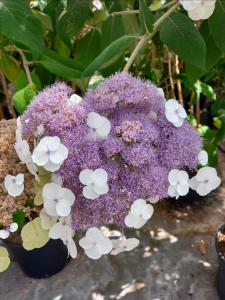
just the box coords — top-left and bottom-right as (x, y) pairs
(87, 112), (111, 140)
(0, 223), (18, 239)
(79, 168), (109, 200)
(179, 0), (216, 21)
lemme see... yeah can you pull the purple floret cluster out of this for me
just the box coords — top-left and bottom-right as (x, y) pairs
(22, 72), (201, 230)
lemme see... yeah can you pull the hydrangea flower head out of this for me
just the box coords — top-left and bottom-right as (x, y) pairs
(22, 72), (202, 231)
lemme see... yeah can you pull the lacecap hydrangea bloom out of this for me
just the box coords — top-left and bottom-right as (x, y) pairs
(22, 73), (203, 232)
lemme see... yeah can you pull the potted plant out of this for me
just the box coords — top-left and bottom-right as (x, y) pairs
(0, 73), (221, 277)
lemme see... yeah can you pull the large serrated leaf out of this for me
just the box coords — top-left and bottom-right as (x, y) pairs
(0, 0), (44, 58)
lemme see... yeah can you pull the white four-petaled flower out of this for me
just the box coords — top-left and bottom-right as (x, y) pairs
(165, 99), (187, 127)
(79, 227), (112, 260)
(125, 199), (154, 229)
(198, 150), (208, 166)
(4, 174), (24, 197)
(49, 216), (77, 258)
(0, 223), (18, 239)
(168, 169), (189, 199)
(32, 136), (68, 172)
(179, 0), (216, 21)
(79, 168), (109, 200)
(110, 238), (140, 255)
(189, 166), (221, 196)
(42, 183), (75, 217)
(68, 94), (83, 106)
(87, 112), (111, 140)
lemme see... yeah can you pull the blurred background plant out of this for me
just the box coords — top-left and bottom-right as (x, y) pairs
(0, 0), (224, 165)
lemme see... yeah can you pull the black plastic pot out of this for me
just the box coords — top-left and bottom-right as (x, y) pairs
(3, 238), (69, 278)
(215, 224), (225, 300)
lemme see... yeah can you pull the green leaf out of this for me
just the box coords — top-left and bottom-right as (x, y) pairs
(204, 143), (217, 167)
(159, 12), (206, 70)
(101, 16), (124, 49)
(198, 125), (214, 142)
(32, 9), (53, 31)
(104, 0), (122, 13)
(82, 35), (137, 76)
(209, 0), (225, 52)
(0, 52), (21, 83)
(16, 72), (42, 91)
(215, 122), (225, 143)
(139, 0), (154, 33)
(13, 83), (37, 114)
(0, 0), (44, 58)
(44, 0), (64, 29)
(13, 209), (25, 230)
(39, 48), (83, 79)
(76, 30), (101, 68)
(56, 0), (92, 45)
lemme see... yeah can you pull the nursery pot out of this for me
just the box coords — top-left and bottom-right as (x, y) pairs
(215, 224), (225, 300)
(3, 238), (69, 278)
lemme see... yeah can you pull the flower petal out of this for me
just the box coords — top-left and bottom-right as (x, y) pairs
(91, 168), (108, 185)
(56, 201), (71, 217)
(85, 247), (102, 260)
(83, 185), (99, 200)
(79, 169), (93, 185)
(93, 183), (109, 195)
(50, 144), (68, 164)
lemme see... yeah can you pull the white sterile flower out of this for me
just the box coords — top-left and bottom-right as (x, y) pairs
(110, 238), (140, 255)
(168, 169), (189, 199)
(14, 139), (31, 164)
(0, 223), (18, 239)
(49, 216), (77, 258)
(79, 168), (109, 200)
(179, 0), (216, 21)
(93, 0), (103, 10)
(16, 117), (22, 142)
(26, 161), (39, 181)
(42, 183), (75, 217)
(68, 94), (83, 106)
(40, 208), (58, 230)
(87, 112), (111, 140)
(125, 199), (154, 229)
(148, 110), (158, 121)
(79, 227), (112, 260)
(51, 173), (63, 186)
(32, 136), (68, 172)
(34, 124), (45, 137)
(165, 99), (187, 127)
(189, 167), (221, 196)
(198, 150), (208, 166)
(4, 174), (24, 197)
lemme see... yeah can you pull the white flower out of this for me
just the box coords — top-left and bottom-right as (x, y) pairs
(40, 208), (58, 230)
(51, 173), (63, 186)
(165, 99), (187, 127)
(26, 161), (39, 181)
(87, 112), (111, 140)
(110, 238), (140, 255)
(0, 223), (18, 239)
(49, 216), (77, 258)
(147, 110), (158, 121)
(14, 140), (31, 164)
(4, 174), (24, 197)
(168, 169), (189, 199)
(179, 0), (216, 21)
(79, 227), (112, 260)
(42, 183), (75, 217)
(32, 136), (68, 172)
(79, 168), (109, 200)
(93, 0), (103, 10)
(34, 124), (45, 137)
(68, 94), (83, 106)
(189, 166), (221, 196)
(15, 117), (22, 142)
(125, 199), (154, 229)
(198, 150), (208, 166)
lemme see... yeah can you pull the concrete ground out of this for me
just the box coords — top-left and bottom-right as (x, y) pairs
(0, 147), (225, 300)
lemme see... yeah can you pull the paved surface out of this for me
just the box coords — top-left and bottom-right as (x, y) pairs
(0, 146), (225, 300)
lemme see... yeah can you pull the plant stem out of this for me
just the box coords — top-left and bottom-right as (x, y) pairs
(16, 48), (33, 85)
(123, 1), (179, 72)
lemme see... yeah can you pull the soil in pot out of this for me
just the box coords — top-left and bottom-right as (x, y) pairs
(215, 224), (225, 300)
(3, 238), (69, 279)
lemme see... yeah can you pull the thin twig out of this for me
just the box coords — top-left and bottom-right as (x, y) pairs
(16, 48), (33, 85)
(123, 2), (179, 72)
(0, 70), (16, 118)
(167, 50), (176, 99)
(195, 81), (201, 126)
(175, 55), (184, 105)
